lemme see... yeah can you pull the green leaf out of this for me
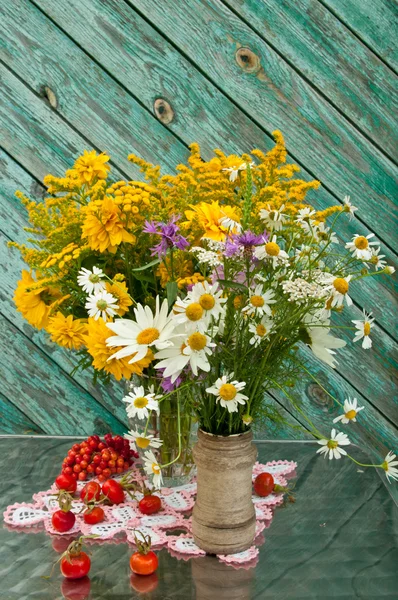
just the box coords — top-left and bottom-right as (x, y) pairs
(131, 257), (160, 272)
(166, 281), (178, 308)
(132, 270), (155, 284)
(217, 279), (247, 292)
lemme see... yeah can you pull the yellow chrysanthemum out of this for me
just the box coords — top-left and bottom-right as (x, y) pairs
(73, 150), (110, 184)
(47, 313), (87, 350)
(82, 196), (136, 253)
(14, 270), (64, 330)
(183, 201), (241, 241)
(105, 280), (133, 316)
(85, 318), (153, 380)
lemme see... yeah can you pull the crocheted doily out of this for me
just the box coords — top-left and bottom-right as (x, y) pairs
(3, 459), (296, 568)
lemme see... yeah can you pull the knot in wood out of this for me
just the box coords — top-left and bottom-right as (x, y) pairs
(153, 98), (174, 124)
(307, 383), (333, 409)
(235, 47), (261, 73)
(40, 85), (58, 109)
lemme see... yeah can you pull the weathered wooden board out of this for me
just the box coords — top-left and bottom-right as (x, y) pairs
(0, 314), (125, 435)
(2, 0), (396, 338)
(269, 342), (398, 459)
(0, 391), (44, 435)
(224, 0), (398, 159)
(320, 0), (398, 71)
(130, 0), (398, 244)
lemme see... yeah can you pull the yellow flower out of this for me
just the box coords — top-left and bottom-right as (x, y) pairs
(47, 313), (87, 350)
(82, 196), (136, 253)
(183, 201), (241, 241)
(73, 150), (110, 184)
(85, 318), (153, 381)
(105, 280), (133, 316)
(14, 270), (63, 330)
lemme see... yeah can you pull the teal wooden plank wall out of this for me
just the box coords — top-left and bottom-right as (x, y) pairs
(0, 0), (397, 459)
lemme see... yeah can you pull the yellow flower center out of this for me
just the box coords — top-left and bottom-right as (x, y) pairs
(333, 278), (349, 294)
(133, 397), (148, 409)
(354, 236), (369, 250)
(185, 302), (204, 321)
(250, 295), (265, 308)
(89, 274), (101, 283)
(364, 322), (371, 336)
(219, 383), (237, 401)
(327, 440), (338, 450)
(136, 437), (150, 449)
(345, 410), (357, 420)
(152, 463), (161, 475)
(265, 241), (280, 256)
(381, 461), (389, 472)
(256, 324), (267, 337)
(96, 300), (108, 310)
(199, 294), (215, 310)
(268, 210), (276, 220)
(136, 327), (160, 345)
(187, 332), (207, 351)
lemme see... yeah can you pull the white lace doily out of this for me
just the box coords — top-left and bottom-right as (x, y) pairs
(3, 460), (297, 567)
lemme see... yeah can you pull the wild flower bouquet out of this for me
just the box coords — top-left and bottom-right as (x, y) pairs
(11, 132), (397, 487)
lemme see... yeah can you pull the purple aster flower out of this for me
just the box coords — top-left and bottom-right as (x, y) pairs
(143, 215), (189, 259)
(225, 230), (268, 257)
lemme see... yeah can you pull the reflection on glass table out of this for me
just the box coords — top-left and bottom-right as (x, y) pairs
(0, 436), (397, 599)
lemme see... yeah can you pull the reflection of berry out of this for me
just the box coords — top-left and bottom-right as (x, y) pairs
(60, 434), (136, 481)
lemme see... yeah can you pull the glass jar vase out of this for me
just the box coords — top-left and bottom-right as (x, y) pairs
(125, 379), (197, 487)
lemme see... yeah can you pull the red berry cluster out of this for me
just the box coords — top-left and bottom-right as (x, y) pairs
(61, 434), (138, 482)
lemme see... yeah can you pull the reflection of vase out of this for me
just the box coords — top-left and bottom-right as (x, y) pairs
(125, 380), (197, 487)
(191, 556), (254, 600)
(192, 429), (257, 554)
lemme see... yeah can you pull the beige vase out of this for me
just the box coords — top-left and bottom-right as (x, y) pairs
(192, 555), (254, 600)
(192, 429), (257, 555)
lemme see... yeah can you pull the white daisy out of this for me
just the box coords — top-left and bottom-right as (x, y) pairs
(242, 284), (276, 317)
(185, 281), (226, 324)
(85, 290), (119, 321)
(106, 296), (175, 363)
(295, 207), (317, 233)
(385, 265), (396, 275)
(155, 331), (216, 382)
(172, 297), (211, 333)
(342, 195), (358, 219)
(124, 429), (163, 450)
(77, 266), (106, 294)
(219, 214), (242, 233)
(345, 234), (379, 261)
(206, 373), (248, 413)
(314, 222), (338, 244)
(316, 429), (351, 460)
(123, 386), (160, 420)
(143, 450), (163, 488)
(259, 204), (286, 232)
(253, 235), (289, 268)
(222, 162), (254, 182)
(248, 316), (273, 346)
(305, 318), (346, 368)
(333, 397), (365, 424)
(382, 451), (398, 483)
(352, 310), (374, 349)
(323, 275), (353, 308)
(365, 247), (386, 271)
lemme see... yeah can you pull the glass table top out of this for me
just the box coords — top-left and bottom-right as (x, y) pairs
(0, 436), (397, 599)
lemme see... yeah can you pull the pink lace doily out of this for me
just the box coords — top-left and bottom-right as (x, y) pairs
(3, 459), (297, 567)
